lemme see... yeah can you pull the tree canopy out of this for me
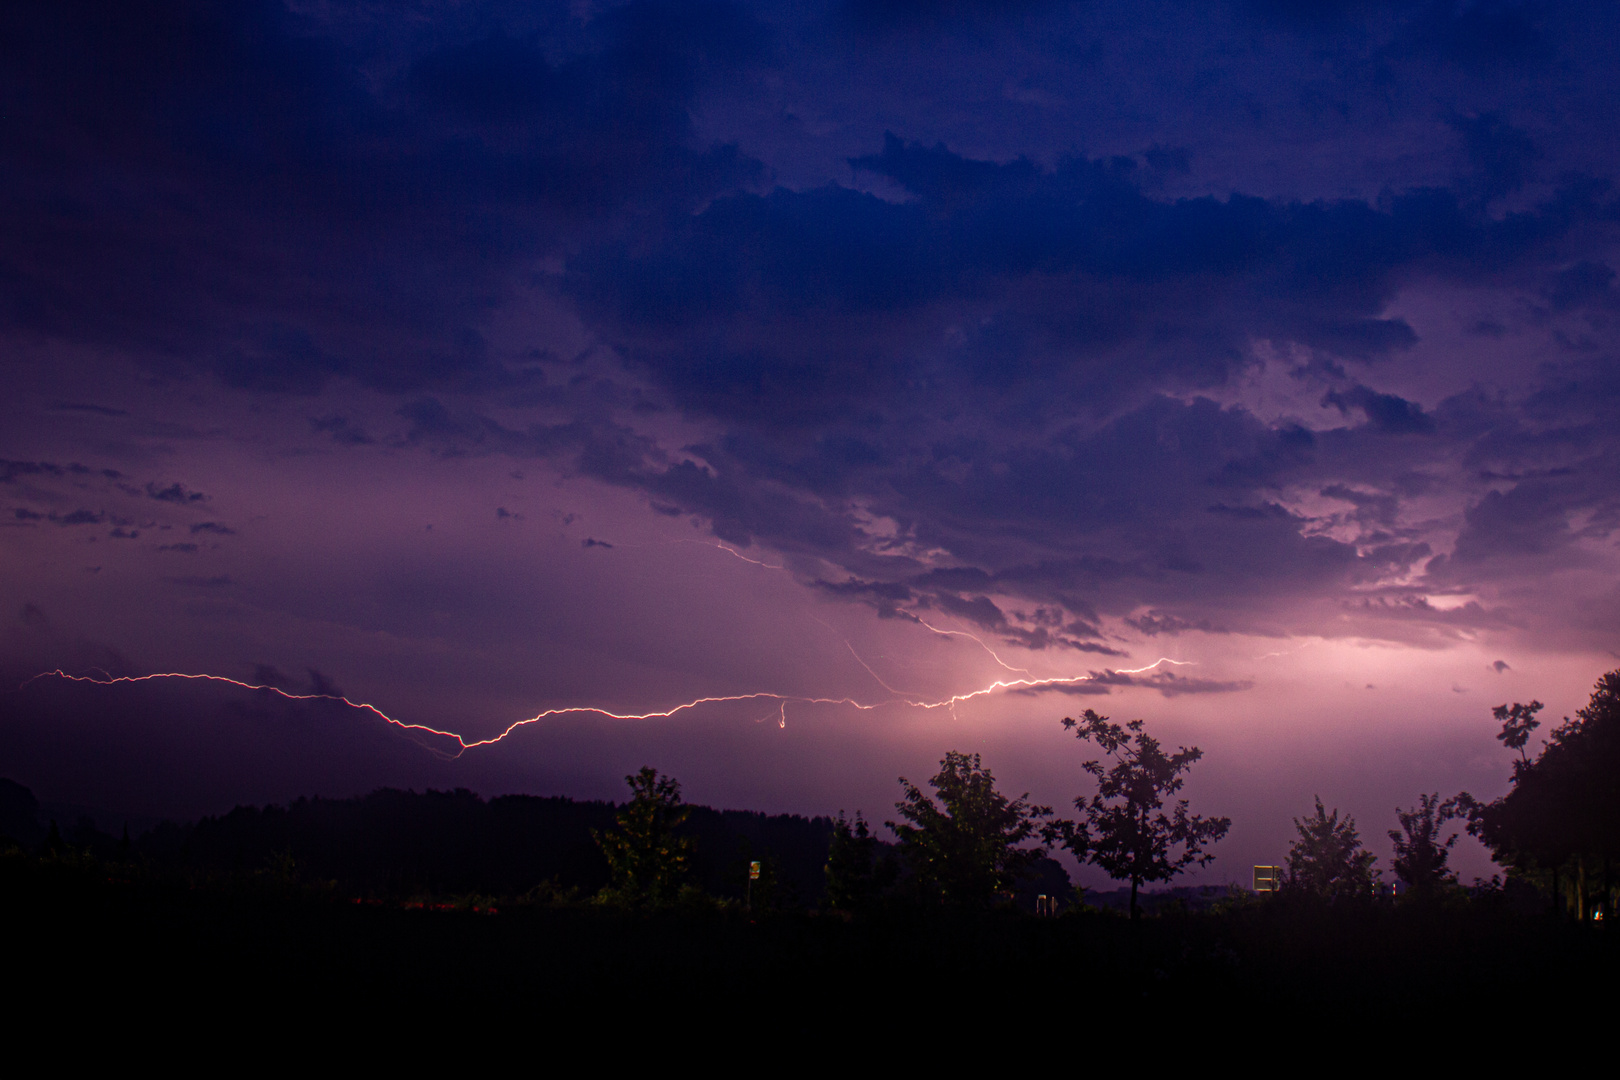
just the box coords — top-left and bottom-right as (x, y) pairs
(1053, 710), (1230, 918)
(1283, 797), (1378, 902)
(824, 811), (892, 912)
(1465, 669), (1620, 918)
(1389, 793), (1462, 901)
(592, 766), (694, 908)
(888, 751), (1051, 907)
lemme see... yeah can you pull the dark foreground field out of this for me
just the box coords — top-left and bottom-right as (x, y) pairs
(8, 850), (1615, 1056)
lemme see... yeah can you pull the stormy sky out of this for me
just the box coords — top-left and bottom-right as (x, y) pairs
(4, 0), (1619, 884)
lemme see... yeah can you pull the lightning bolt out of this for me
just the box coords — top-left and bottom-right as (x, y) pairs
(19, 656), (1195, 759)
(1253, 640), (1317, 661)
(914, 618), (1033, 676)
(843, 639), (912, 696)
(681, 539), (785, 571)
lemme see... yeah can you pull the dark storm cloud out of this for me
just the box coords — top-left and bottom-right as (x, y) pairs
(146, 483), (209, 505)
(0, 460), (66, 484)
(812, 571), (1123, 650)
(1396, 0), (1553, 72)
(571, 132), (1607, 437)
(1548, 261), (1617, 312)
(391, 345), (1617, 648)
(842, 0), (1059, 33)
(50, 510), (105, 527)
(1450, 113), (1540, 203)
(5, 0), (1619, 654)
(310, 415), (375, 446)
(1126, 612), (1229, 638)
(813, 577), (914, 604)
(1016, 668), (1254, 698)
(1319, 485), (1400, 528)
(1321, 386), (1437, 434)
(251, 664), (296, 690)
(0, 0), (766, 392)
(1416, 356), (1620, 590)
(307, 669), (344, 698)
(1249, 0), (1555, 73)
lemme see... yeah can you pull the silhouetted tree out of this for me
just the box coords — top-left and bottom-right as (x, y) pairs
(592, 767), (694, 908)
(1494, 700), (1543, 773)
(1283, 797), (1377, 901)
(824, 811), (892, 912)
(889, 751), (1051, 907)
(1051, 710), (1230, 919)
(1389, 793), (1463, 901)
(1464, 671), (1620, 919)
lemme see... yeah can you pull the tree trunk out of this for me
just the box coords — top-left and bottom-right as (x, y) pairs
(1130, 878), (1139, 920)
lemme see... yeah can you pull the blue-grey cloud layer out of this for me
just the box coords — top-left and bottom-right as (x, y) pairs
(5, 0), (1619, 654)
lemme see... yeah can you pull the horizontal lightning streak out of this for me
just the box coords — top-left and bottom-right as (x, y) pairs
(20, 657), (1194, 759)
(1253, 640), (1317, 661)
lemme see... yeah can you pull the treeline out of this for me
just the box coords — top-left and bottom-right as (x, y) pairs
(1273, 668), (1620, 921)
(0, 781), (842, 907)
(6, 667), (1619, 920)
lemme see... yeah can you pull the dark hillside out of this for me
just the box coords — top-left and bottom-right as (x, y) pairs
(119, 784), (838, 904)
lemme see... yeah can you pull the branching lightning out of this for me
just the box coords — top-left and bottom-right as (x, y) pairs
(1253, 640), (1317, 661)
(20, 656), (1194, 759)
(914, 618), (1033, 676)
(19, 532), (1195, 757)
(675, 538), (785, 570)
(842, 639), (912, 696)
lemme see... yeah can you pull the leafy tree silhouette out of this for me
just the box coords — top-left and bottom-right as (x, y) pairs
(1283, 797), (1377, 901)
(1050, 710), (1229, 919)
(823, 811), (892, 912)
(1389, 793), (1463, 902)
(1463, 670), (1620, 919)
(591, 767), (694, 909)
(1494, 700), (1544, 773)
(888, 751), (1051, 907)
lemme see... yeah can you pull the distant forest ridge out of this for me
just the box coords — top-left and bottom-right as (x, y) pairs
(0, 778), (1073, 909)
